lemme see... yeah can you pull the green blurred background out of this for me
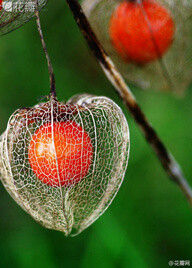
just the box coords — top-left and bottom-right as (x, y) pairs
(0, 0), (192, 267)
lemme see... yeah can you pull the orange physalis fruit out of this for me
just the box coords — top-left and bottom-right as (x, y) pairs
(109, 0), (175, 64)
(28, 121), (93, 187)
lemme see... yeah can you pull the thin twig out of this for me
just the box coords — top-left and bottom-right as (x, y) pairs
(64, 0), (192, 206)
(35, 0), (57, 100)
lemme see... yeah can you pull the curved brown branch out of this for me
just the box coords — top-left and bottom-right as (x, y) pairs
(35, 0), (57, 100)
(64, 0), (192, 206)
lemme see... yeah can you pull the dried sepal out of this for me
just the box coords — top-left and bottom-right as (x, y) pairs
(0, 0), (47, 36)
(0, 95), (130, 236)
(83, 0), (192, 94)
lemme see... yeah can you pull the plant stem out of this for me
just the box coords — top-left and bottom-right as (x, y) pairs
(64, 0), (192, 206)
(35, 0), (57, 100)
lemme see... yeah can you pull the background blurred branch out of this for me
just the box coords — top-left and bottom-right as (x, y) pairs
(64, 0), (192, 206)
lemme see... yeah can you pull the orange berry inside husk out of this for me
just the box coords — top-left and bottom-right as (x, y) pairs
(109, 0), (175, 64)
(28, 121), (93, 187)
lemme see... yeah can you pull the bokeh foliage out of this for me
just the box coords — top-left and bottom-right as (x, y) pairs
(0, 0), (192, 267)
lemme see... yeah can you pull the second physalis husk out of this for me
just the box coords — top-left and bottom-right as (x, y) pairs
(83, 0), (192, 94)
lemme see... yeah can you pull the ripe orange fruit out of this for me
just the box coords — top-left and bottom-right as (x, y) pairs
(109, 0), (175, 64)
(28, 121), (93, 187)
